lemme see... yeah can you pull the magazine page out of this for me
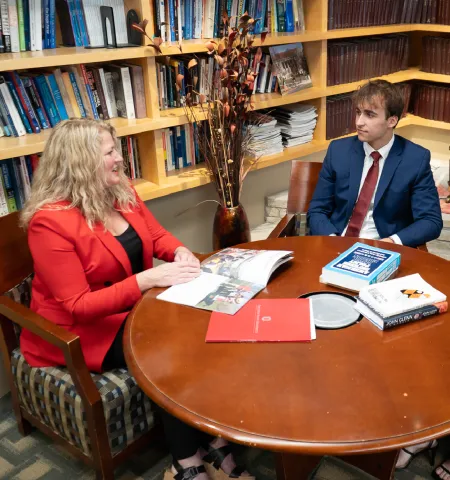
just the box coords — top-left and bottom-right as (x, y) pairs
(201, 248), (293, 286)
(156, 272), (264, 315)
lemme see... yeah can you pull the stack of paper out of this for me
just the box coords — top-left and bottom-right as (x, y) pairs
(268, 104), (318, 147)
(246, 113), (284, 158)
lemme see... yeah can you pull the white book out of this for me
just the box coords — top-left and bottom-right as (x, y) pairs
(103, 71), (118, 117)
(0, 79), (26, 136)
(176, 0), (182, 42)
(98, 68), (114, 118)
(184, 124), (192, 167)
(34, 0), (42, 50)
(359, 273), (447, 318)
(204, 0), (215, 38)
(0, 173), (9, 217)
(166, 128), (174, 171)
(117, 65), (135, 119)
(0, 0), (10, 48)
(193, 0), (202, 39)
(158, 0), (167, 42)
(7, 0), (20, 52)
(109, 0), (127, 44)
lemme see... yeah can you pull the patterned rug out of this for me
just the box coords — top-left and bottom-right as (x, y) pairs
(0, 393), (448, 480)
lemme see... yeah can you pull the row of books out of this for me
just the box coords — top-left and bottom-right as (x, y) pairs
(0, 0), (128, 53)
(422, 36), (450, 75)
(0, 135), (141, 216)
(0, 63), (146, 138)
(411, 81), (450, 123)
(0, 155), (38, 216)
(327, 34), (409, 86)
(328, 0), (448, 29)
(326, 82), (412, 139)
(153, 0), (305, 42)
(161, 124), (204, 173)
(321, 242), (447, 331)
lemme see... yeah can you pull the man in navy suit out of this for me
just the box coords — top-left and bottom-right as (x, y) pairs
(307, 80), (442, 247)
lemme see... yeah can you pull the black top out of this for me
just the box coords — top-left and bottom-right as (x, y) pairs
(114, 224), (144, 274)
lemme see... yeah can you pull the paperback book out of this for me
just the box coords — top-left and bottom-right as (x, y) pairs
(157, 247), (293, 315)
(206, 298), (316, 342)
(320, 242), (401, 292)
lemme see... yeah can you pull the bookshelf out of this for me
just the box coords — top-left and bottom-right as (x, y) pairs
(2, 0), (450, 207)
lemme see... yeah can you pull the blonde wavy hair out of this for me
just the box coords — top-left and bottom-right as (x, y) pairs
(20, 118), (137, 229)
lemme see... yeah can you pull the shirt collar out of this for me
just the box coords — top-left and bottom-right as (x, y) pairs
(363, 133), (396, 160)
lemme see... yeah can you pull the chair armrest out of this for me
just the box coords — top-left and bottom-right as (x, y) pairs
(417, 244), (428, 252)
(0, 295), (102, 410)
(268, 214), (296, 239)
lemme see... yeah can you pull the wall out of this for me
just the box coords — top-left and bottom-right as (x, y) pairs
(147, 151), (325, 253)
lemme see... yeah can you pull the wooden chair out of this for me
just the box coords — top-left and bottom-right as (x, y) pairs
(268, 160), (323, 239)
(268, 160), (429, 252)
(0, 211), (161, 480)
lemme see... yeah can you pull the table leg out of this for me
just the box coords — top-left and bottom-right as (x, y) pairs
(342, 450), (400, 480)
(275, 452), (321, 480)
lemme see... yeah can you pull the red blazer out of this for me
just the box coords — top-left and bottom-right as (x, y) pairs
(21, 193), (184, 372)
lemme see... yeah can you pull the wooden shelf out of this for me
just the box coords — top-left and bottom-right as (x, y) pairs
(0, 46), (150, 72)
(325, 24), (412, 40)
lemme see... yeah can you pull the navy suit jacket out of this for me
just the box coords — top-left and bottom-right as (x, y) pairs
(307, 135), (443, 247)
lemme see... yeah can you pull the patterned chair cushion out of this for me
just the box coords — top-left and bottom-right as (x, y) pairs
(11, 349), (155, 457)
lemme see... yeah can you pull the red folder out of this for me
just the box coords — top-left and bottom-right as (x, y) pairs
(206, 298), (313, 343)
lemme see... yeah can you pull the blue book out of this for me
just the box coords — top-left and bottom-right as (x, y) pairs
(320, 242), (401, 292)
(22, 0), (31, 50)
(43, 0), (51, 48)
(0, 90), (18, 137)
(6, 159), (24, 210)
(5, 81), (33, 134)
(180, 125), (188, 167)
(170, 127), (178, 169)
(168, 0), (176, 41)
(73, 0), (89, 46)
(284, 0), (295, 32)
(68, 71), (86, 117)
(20, 76), (50, 129)
(49, 0), (56, 48)
(46, 74), (69, 120)
(33, 75), (61, 127)
(66, 0), (82, 46)
(0, 161), (18, 212)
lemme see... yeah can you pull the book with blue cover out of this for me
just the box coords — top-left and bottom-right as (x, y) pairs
(320, 242), (401, 292)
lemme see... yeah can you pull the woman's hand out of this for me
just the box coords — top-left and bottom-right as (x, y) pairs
(174, 246), (201, 267)
(136, 261), (201, 292)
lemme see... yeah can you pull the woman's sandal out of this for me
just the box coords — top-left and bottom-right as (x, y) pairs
(395, 440), (438, 470)
(432, 463), (450, 480)
(202, 444), (255, 480)
(163, 459), (208, 480)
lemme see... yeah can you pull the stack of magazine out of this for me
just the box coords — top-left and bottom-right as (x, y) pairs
(268, 105), (318, 147)
(355, 273), (447, 330)
(247, 113), (284, 158)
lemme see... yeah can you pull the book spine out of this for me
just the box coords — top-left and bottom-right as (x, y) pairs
(384, 301), (448, 329)
(372, 255), (400, 284)
(0, 0), (11, 51)
(0, 170), (9, 217)
(18, 156), (31, 199)
(104, 72), (118, 117)
(15, 0), (25, 51)
(0, 79), (24, 136)
(68, 71), (86, 117)
(21, 76), (50, 129)
(53, 69), (74, 117)
(97, 68), (113, 118)
(86, 68), (105, 120)
(5, 80), (32, 133)
(7, 0), (19, 52)
(0, 161), (18, 212)
(34, 75), (60, 126)
(79, 64), (99, 119)
(46, 73), (69, 120)
(120, 67), (136, 119)
(9, 158), (25, 209)
(22, 0), (29, 50)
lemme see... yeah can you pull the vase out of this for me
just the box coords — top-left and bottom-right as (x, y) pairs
(212, 204), (251, 250)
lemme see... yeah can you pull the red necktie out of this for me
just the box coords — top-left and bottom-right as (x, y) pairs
(345, 151), (382, 237)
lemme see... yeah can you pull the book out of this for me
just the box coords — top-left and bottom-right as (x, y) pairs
(157, 247), (293, 315)
(355, 297), (448, 330)
(205, 298), (315, 342)
(358, 273), (447, 318)
(269, 43), (312, 95)
(320, 242), (401, 292)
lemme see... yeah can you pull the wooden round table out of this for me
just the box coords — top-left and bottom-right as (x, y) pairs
(124, 237), (450, 479)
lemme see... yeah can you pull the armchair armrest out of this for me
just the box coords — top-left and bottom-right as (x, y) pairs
(268, 214), (296, 239)
(0, 295), (103, 417)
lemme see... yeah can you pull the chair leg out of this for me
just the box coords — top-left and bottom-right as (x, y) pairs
(94, 452), (115, 480)
(16, 416), (33, 436)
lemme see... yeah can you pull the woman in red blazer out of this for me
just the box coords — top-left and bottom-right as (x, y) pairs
(20, 119), (254, 480)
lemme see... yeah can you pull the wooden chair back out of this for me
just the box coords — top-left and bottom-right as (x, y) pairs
(286, 160), (323, 214)
(0, 212), (32, 293)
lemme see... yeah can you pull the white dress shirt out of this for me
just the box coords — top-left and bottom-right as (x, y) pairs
(335, 134), (402, 244)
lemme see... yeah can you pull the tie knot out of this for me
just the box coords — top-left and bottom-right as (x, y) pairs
(371, 151), (382, 163)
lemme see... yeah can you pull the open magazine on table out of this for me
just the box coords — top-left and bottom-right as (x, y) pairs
(156, 247), (294, 314)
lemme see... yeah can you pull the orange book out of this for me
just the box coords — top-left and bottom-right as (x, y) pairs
(206, 298), (315, 343)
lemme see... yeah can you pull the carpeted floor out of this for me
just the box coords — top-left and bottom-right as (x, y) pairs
(0, 393), (449, 480)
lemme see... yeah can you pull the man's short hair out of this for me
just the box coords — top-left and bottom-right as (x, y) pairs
(353, 80), (404, 126)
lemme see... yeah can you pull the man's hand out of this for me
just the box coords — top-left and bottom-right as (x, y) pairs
(379, 237), (394, 243)
(174, 246), (201, 267)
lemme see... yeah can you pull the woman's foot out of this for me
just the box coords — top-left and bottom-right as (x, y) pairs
(434, 460), (450, 480)
(395, 439), (438, 469)
(201, 438), (254, 478)
(170, 451), (209, 480)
